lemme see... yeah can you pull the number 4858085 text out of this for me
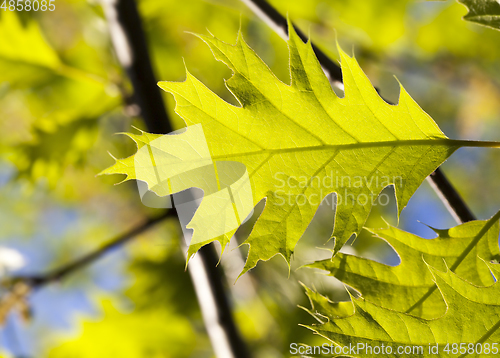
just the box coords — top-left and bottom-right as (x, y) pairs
(1, 0), (55, 11)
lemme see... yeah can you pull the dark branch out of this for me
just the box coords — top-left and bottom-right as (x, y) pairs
(103, 0), (171, 134)
(240, 0), (343, 89)
(240, 0), (476, 224)
(428, 170), (475, 223)
(102, 0), (251, 357)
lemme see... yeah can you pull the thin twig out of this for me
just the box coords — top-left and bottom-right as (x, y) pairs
(29, 211), (173, 288)
(0, 211), (172, 323)
(239, 0), (476, 224)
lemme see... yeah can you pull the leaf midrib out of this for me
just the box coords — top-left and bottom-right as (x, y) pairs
(210, 139), (480, 161)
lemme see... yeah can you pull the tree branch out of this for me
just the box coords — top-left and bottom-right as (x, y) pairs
(427, 170), (475, 222)
(239, 0), (476, 224)
(25, 211), (174, 288)
(0, 211), (173, 324)
(102, 0), (251, 357)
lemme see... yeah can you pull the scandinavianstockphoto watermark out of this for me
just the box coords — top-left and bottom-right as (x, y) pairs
(274, 171), (403, 207)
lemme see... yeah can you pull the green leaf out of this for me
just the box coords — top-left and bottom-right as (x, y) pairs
(302, 264), (500, 357)
(306, 211), (500, 318)
(0, 12), (61, 68)
(0, 12), (107, 87)
(101, 23), (498, 275)
(0, 12), (61, 87)
(458, 0), (500, 31)
(48, 299), (201, 358)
